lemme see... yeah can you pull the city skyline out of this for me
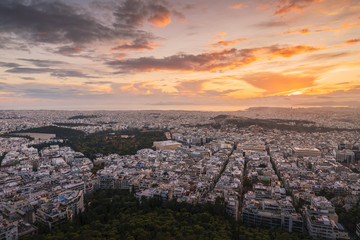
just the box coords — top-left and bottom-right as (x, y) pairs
(1, 0), (360, 110)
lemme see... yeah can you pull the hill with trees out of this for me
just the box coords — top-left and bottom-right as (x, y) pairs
(16, 126), (166, 160)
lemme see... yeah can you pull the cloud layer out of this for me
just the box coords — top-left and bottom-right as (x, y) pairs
(0, 0), (359, 110)
(0, 0), (177, 52)
(107, 45), (324, 72)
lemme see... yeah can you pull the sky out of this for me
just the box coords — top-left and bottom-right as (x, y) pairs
(0, 0), (359, 111)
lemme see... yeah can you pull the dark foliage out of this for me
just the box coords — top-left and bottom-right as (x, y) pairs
(68, 129), (166, 160)
(258, 163), (267, 168)
(336, 205), (360, 234)
(316, 189), (335, 200)
(0, 151), (7, 166)
(15, 126), (166, 160)
(91, 164), (105, 174)
(68, 115), (98, 120)
(53, 123), (94, 127)
(22, 190), (313, 240)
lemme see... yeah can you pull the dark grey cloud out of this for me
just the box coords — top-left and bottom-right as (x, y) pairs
(111, 37), (157, 51)
(50, 70), (98, 79)
(18, 58), (65, 67)
(114, 0), (150, 28)
(6, 67), (98, 78)
(21, 77), (36, 80)
(0, 61), (21, 68)
(107, 48), (258, 72)
(0, 0), (180, 51)
(113, 0), (172, 28)
(6, 67), (54, 74)
(0, 0), (121, 45)
(83, 81), (113, 85)
(54, 45), (83, 56)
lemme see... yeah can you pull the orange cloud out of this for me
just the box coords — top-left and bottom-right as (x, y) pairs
(118, 81), (163, 95)
(148, 12), (171, 27)
(111, 39), (160, 51)
(175, 80), (207, 94)
(275, 0), (323, 15)
(208, 38), (248, 48)
(267, 45), (323, 57)
(229, 4), (244, 9)
(241, 72), (316, 95)
(285, 21), (360, 35)
(107, 47), (257, 72)
(107, 44), (325, 73)
(344, 39), (360, 44)
(115, 53), (127, 59)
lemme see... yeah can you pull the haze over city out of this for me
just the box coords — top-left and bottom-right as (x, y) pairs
(0, 0), (359, 110)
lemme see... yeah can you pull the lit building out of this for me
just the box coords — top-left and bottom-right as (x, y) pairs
(153, 140), (182, 150)
(292, 147), (321, 157)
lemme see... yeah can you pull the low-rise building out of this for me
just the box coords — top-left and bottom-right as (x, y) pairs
(0, 224), (18, 240)
(305, 196), (349, 240)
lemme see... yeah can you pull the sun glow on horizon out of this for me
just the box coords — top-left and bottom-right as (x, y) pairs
(0, 0), (359, 109)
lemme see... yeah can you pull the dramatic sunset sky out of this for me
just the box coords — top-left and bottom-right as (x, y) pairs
(0, 0), (359, 110)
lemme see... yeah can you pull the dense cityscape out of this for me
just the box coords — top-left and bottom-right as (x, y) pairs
(1, 107), (360, 239)
(2, 0), (360, 239)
